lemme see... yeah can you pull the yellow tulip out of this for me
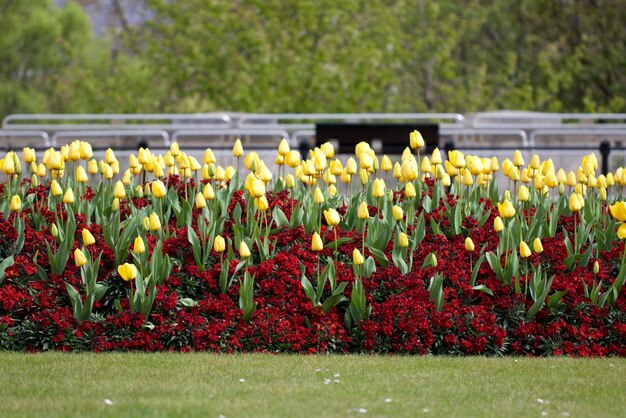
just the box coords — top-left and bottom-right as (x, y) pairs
(118, 263), (137, 281)
(285, 151), (301, 168)
(169, 142), (181, 157)
(518, 185), (530, 202)
(513, 150), (524, 166)
(311, 232), (323, 252)
(410, 130), (425, 149)
(313, 187), (324, 204)
(213, 235), (226, 253)
(618, 223), (626, 239)
(79, 141), (93, 160)
(320, 142), (334, 159)
(533, 238), (543, 254)
(519, 241), (532, 258)
(569, 192), (582, 212)
(105, 148), (117, 165)
(464, 237), (475, 252)
(345, 157), (358, 175)
(461, 168), (473, 186)
(149, 212), (161, 231)
(195, 193), (207, 209)
(358, 202), (369, 219)
(497, 199), (516, 219)
(255, 195), (269, 211)
(405, 182), (416, 198)
(2, 155), (14, 175)
(9, 195), (21, 212)
(323, 209), (341, 226)
(22, 147), (36, 164)
(151, 180), (167, 198)
(431, 148), (442, 165)
(421, 156), (432, 174)
(74, 248), (88, 267)
(448, 150), (466, 169)
(112, 198), (120, 212)
(232, 139), (244, 157)
(392, 205), (404, 221)
(399, 232), (409, 248)
(63, 188), (75, 204)
(239, 241), (251, 258)
(82, 228), (95, 246)
(112, 180), (125, 200)
(489, 218), (503, 236)
(372, 178), (385, 198)
(352, 248), (365, 265)
(609, 201), (626, 222)
(381, 155), (393, 172)
(133, 236), (145, 254)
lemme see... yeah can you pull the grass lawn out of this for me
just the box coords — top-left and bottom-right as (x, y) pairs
(0, 353), (624, 417)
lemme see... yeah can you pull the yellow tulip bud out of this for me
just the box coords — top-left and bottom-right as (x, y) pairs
(112, 198), (120, 212)
(111, 180), (125, 200)
(277, 138), (291, 157)
(314, 187), (325, 204)
(213, 235), (226, 253)
(497, 199), (516, 219)
(372, 178), (385, 198)
(494, 216), (504, 233)
(392, 205), (404, 221)
(63, 188), (75, 204)
(286, 174), (295, 188)
(81, 228), (95, 246)
(74, 248), (87, 267)
(399, 232), (409, 248)
(618, 223), (626, 240)
(232, 139), (244, 157)
(464, 237), (475, 252)
(79, 142), (93, 160)
(353, 248), (365, 265)
(133, 236), (145, 254)
(310, 232), (323, 252)
(149, 212), (161, 231)
(358, 202), (369, 219)
(9, 195), (21, 212)
(345, 157), (357, 175)
(151, 180), (167, 198)
(195, 193), (207, 209)
(117, 262), (137, 281)
(533, 238), (543, 254)
(569, 192), (582, 212)
(285, 151), (301, 168)
(255, 195), (269, 211)
(513, 150), (524, 166)
(409, 130), (425, 149)
(593, 260), (600, 275)
(239, 241), (251, 258)
(609, 201), (626, 222)
(519, 241), (531, 258)
(381, 155), (393, 172)
(170, 142), (181, 157)
(518, 185), (530, 202)
(323, 208), (341, 226)
(22, 147), (36, 164)
(405, 182), (416, 198)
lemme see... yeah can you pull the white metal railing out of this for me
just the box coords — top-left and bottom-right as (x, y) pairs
(51, 130), (170, 147)
(441, 128), (529, 147)
(171, 129), (291, 147)
(471, 112), (626, 128)
(0, 130), (51, 147)
(529, 128), (626, 146)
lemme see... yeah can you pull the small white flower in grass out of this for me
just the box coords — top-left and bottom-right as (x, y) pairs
(541, 411), (548, 416)
(562, 412), (570, 417)
(357, 408), (367, 414)
(537, 399), (545, 404)
(104, 399), (113, 406)
(384, 398), (393, 403)
(333, 379), (340, 383)
(239, 378), (245, 383)
(324, 378), (331, 385)
(334, 373), (340, 377)
(315, 368), (321, 372)
(422, 408), (431, 413)
(609, 364), (615, 368)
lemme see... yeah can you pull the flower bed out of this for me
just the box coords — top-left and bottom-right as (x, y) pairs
(1, 138), (625, 356)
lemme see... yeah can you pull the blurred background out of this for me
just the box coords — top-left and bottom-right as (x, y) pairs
(2, 0), (625, 117)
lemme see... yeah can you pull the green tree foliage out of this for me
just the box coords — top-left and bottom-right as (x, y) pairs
(1, 0), (625, 117)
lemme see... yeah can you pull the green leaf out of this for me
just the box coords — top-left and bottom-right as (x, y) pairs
(470, 254), (485, 287)
(486, 252), (503, 280)
(368, 247), (389, 268)
(422, 252), (437, 269)
(179, 298), (197, 307)
(472, 284), (493, 296)
(323, 237), (353, 249)
(0, 256), (15, 285)
(547, 290), (567, 309)
(272, 206), (289, 228)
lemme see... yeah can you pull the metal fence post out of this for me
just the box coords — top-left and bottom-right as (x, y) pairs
(600, 140), (611, 175)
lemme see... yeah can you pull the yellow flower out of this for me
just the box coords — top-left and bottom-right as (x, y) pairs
(74, 248), (87, 267)
(430, 148), (442, 165)
(392, 205), (404, 221)
(311, 232), (323, 252)
(50, 180), (62, 197)
(195, 193), (207, 209)
(323, 209), (341, 226)
(405, 182), (416, 198)
(149, 212), (161, 231)
(285, 151), (301, 169)
(112, 198), (120, 212)
(113, 180), (126, 200)
(320, 142), (335, 159)
(497, 199), (516, 219)
(381, 155), (393, 172)
(213, 235), (226, 253)
(79, 141), (93, 160)
(22, 147), (36, 164)
(618, 223), (626, 240)
(105, 148), (117, 164)
(117, 263), (137, 281)
(519, 241), (532, 258)
(410, 130), (425, 149)
(169, 142), (181, 157)
(494, 216), (504, 233)
(609, 201), (626, 222)
(569, 192), (582, 212)
(255, 195), (269, 211)
(151, 180), (167, 199)
(82, 228), (95, 246)
(399, 232), (409, 248)
(133, 236), (145, 254)
(232, 139), (244, 157)
(63, 188), (75, 204)
(533, 238), (543, 254)
(357, 202), (369, 219)
(314, 187), (325, 204)
(448, 150), (466, 169)
(464, 237), (475, 252)
(278, 139), (290, 156)
(239, 241), (251, 258)
(513, 150), (525, 167)
(518, 185), (530, 202)
(345, 157), (357, 175)
(372, 178), (385, 198)
(9, 195), (21, 212)
(75, 165), (88, 183)
(352, 248), (365, 265)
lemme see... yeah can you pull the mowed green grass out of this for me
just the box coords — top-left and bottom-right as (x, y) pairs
(0, 353), (624, 418)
